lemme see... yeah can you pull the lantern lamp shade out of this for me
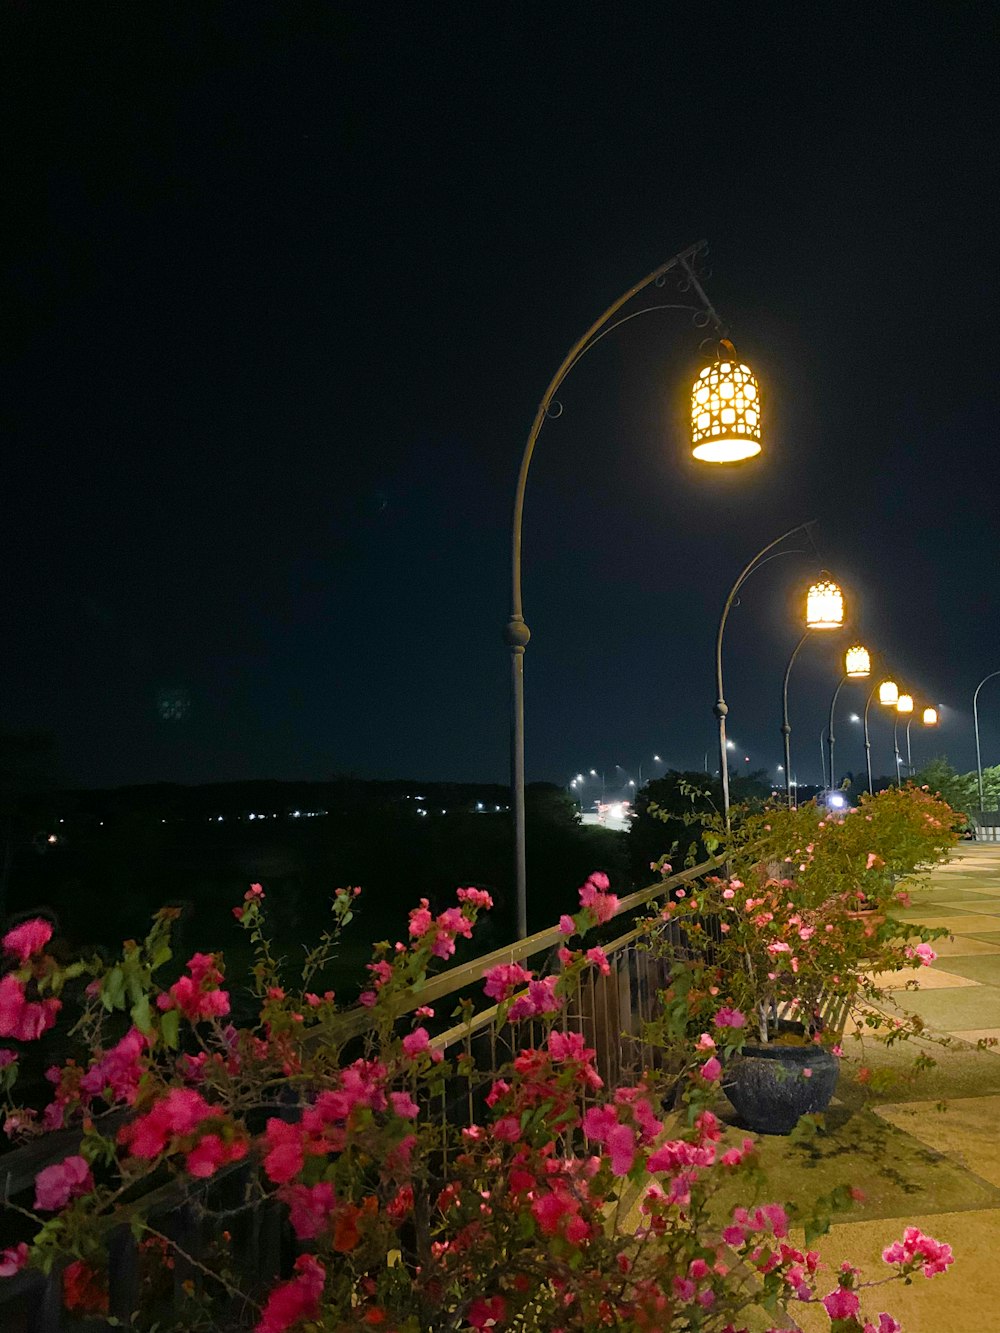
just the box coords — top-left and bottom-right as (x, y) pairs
(806, 579), (844, 630)
(896, 693), (914, 714)
(923, 707), (938, 726)
(690, 351), (762, 463)
(845, 644), (871, 678)
(879, 679), (899, 706)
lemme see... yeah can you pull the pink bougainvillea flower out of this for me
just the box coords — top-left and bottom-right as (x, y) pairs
(881, 1227), (953, 1277)
(256, 1253), (325, 1333)
(402, 1027), (430, 1058)
(0, 1243), (29, 1278)
(699, 1056), (723, 1082)
(80, 1027), (150, 1106)
(120, 1088), (213, 1160)
(713, 1007), (746, 1029)
(456, 886), (493, 911)
(507, 975), (561, 1022)
(3, 919), (53, 964)
(390, 1091), (420, 1119)
(185, 1132), (248, 1179)
(262, 1118), (306, 1184)
(695, 1032), (716, 1051)
(585, 946), (611, 976)
(281, 1182), (336, 1240)
(0, 975), (61, 1042)
(33, 1155), (93, 1212)
(483, 962), (533, 1002)
(822, 1287), (860, 1320)
(578, 872), (619, 923)
(558, 914), (576, 935)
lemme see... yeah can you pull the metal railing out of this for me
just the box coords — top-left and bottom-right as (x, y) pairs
(0, 857), (724, 1331)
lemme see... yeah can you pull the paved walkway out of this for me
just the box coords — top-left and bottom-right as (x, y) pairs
(785, 843), (1000, 1332)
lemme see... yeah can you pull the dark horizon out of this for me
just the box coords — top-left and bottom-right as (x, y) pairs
(4, 5), (999, 795)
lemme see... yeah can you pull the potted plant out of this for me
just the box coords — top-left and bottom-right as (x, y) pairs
(647, 785), (962, 1134)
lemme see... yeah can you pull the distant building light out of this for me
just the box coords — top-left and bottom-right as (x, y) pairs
(47, 834), (58, 844)
(476, 802), (483, 811)
(249, 813), (256, 820)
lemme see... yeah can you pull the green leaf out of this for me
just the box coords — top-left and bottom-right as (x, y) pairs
(131, 993), (153, 1034)
(160, 1008), (180, 1049)
(103, 967), (126, 1012)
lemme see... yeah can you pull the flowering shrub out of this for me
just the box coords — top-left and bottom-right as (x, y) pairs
(0, 866), (954, 1331)
(650, 786), (961, 1053)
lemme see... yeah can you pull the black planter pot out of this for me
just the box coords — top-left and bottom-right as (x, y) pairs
(722, 1041), (839, 1135)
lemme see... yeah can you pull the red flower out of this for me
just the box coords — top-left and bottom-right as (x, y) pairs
(63, 1260), (109, 1315)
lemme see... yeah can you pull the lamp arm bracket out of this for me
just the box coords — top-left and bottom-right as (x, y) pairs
(716, 521), (816, 704)
(510, 240), (718, 620)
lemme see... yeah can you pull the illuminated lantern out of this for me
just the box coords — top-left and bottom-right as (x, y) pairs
(879, 679), (899, 706)
(896, 694), (914, 714)
(845, 645), (871, 678)
(923, 707), (938, 726)
(690, 340), (762, 463)
(806, 578), (844, 630)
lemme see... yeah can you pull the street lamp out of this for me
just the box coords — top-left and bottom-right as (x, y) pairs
(779, 575), (846, 807)
(903, 705), (937, 778)
(826, 643), (870, 792)
(863, 676), (899, 793)
(716, 524), (817, 825)
(974, 672), (1000, 811)
(505, 243), (757, 936)
(893, 694), (914, 785)
(806, 578), (845, 630)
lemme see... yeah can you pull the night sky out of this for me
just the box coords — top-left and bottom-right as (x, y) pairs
(4, 4), (1000, 794)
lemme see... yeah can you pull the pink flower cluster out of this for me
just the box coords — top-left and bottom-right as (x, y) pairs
(116, 1087), (244, 1180)
(0, 975), (61, 1042)
(881, 1226), (954, 1277)
(79, 1026), (151, 1106)
(33, 1155), (93, 1212)
(483, 962), (532, 1002)
(156, 953), (230, 1023)
(904, 942), (937, 967)
(232, 882), (265, 921)
(262, 1059), (391, 1184)
(256, 1253), (325, 1333)
(408, 897), (474, 959)
(507, 975), (561, 1022)
(578, 871), (619, 924)
(3, 919), (53, 964)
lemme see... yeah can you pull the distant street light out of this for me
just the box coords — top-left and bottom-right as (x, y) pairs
(505, 244), (754, 936)
(780, 576), (847, 806)
(863, 673), (900, 793)
(974, 673), (1000, 810)
(827, 643), (871, 791)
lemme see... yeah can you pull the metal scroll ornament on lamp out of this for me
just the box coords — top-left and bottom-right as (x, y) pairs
(879, 679), (899, 706)
(690, 340), (762, 463)
(805, 578), (845, 630)
(845, 644), (871, 678)
(896, 693), (914, 715)
(923, 706), (938, 726)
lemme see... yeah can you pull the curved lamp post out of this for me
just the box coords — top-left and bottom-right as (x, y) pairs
(779, 575), (846, 807)
(863, 675), (899, 793)
(893, 693), (914, 785)
(975, 673), (1000, 810)
(717, 526), (820, 824)
(826, 644), (871, 792)
(505, 243), (760, 936)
